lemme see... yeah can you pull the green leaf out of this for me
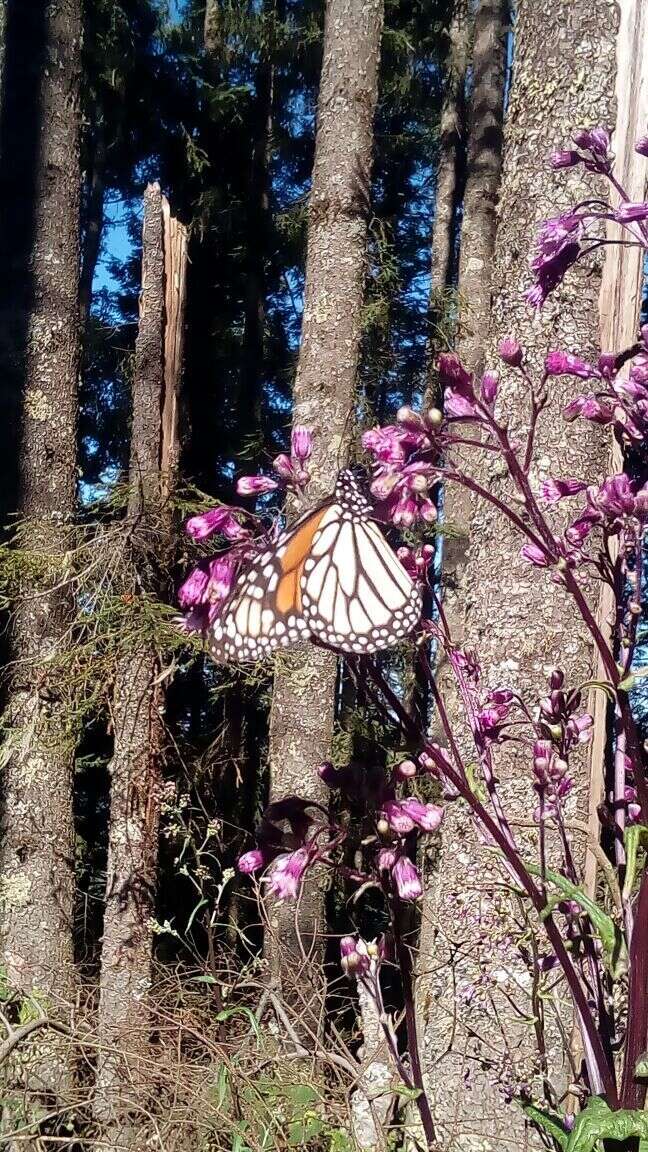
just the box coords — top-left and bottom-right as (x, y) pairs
(186, 897), (208, 934)
(465, 760), (487, 804)
(519, 1101), (568, 1150)
(527, 864), (627, 978)
(329, 1130), (354, 1152)
(393, 1085), (422, 1102)
(565, 1097), (648, 1152)
(635, 1050), (648, 1078)
(622, 825), (648, 902)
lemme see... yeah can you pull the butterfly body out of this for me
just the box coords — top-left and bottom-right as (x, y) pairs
(208, 469), (422, 663)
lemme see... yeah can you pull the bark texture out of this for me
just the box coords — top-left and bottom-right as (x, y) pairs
(0, 0), (81, 1102)
(422, 3), (617, 1147)
(265, 0), (384, 1001)
(428, 0), (470, 349)
(94, 185), (187, 1145)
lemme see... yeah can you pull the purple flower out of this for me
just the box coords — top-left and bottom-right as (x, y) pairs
(185, 505), (241, 541)
(566, 713), (594, 744)
(391, 493), (418, 529)
(206, 554), (237, 601)
(572, 127), (610, 155)
(635, 135), (648, 158)
(481, 371), (499, 405)
(440, 354), (479, 419)
(318, 761), (340, 787)
(563, 394), (614, 423)
(363, 425), (408, 464)
(550, 149), (581, 169)
(382, 800), (415, 835)
(544, 351), (597, 379)
(564, 511), (599, 546)
(475, 690), (514, 745)
(444, 388), (478, 419)
(178, 565), (210, 608)
(340, 935), (371, 977)
(525, 241), (581, 309)
(291, 425), (313, 463)
(377, 847), (397, 871)
(520, 542), (551, 567)
(615, 201), (648, 223)
(588, 473), (636, 518)
(265, 848), (311, 901)
(236, 475), (280, 496)
(497, 337), (524, 367)
(237, 849), (265, 874)
(392, 856), (423, 901)
(539, 477), (587, 504)
(399, 798), (444, 833)
(437, 353), (473, 391)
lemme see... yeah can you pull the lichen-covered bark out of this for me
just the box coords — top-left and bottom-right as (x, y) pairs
(455, 0), (508, 379)
(94, 185), (182, 1145)
(422, 3), (617, 1147)
(0, 0), (81, 1101)
(266, 0), (384, 996)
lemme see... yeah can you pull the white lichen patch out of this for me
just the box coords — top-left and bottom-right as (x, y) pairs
(0, 871), (33, 910)
(24, 387), (55, 423)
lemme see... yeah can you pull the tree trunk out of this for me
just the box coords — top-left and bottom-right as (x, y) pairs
(455, 0), (508, 380)
(265, 0), (384, 1011)
(422, 1), (617, 1144)
(94, 184), (187, 1146)
(79, 124), (107, 332)
(0, 0), (81, 1113)
(427, 0), (470, 366)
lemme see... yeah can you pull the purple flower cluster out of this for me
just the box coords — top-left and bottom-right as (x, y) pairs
(362, 408), (439, 527)
(236, 425), (313, 496)
(563, 329), (648, 446)
(526, 127), (648, 308)
(236, 796), (331, 901)
(177, 428), (316, 636)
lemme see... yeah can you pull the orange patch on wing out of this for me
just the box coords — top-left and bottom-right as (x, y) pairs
(277, 568), (299, 614)
(280, 508), (328, 572)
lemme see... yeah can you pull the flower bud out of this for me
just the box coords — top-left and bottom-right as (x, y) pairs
(498, 337), (523, 367)
(426, 407), (444, 428)
(318, 761), (339, 787)
(615, 201), (648, 223)
(291, 425), (313, 462)
(397, 405), (425, 429)
(572, 127), (610, 155)
(635, 135), (648, 157)
(480, 371), (499, 405)
(236, 475), (280, 495)
(394, 759), (418, 781)
(376, 817), (390, 836)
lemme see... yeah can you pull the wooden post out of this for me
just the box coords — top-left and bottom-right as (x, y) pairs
(161, 198), (188, 493)
(585, 0), (648, 899)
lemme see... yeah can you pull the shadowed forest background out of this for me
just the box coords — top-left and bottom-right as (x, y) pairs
(0, 0), (647, 1149)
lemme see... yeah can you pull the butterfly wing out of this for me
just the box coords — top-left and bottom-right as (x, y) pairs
(299, 509), (422, 653)
(208, 504), (330, 663)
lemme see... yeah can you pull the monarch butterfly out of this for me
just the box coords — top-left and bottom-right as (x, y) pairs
(208, 469), (423, 663)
